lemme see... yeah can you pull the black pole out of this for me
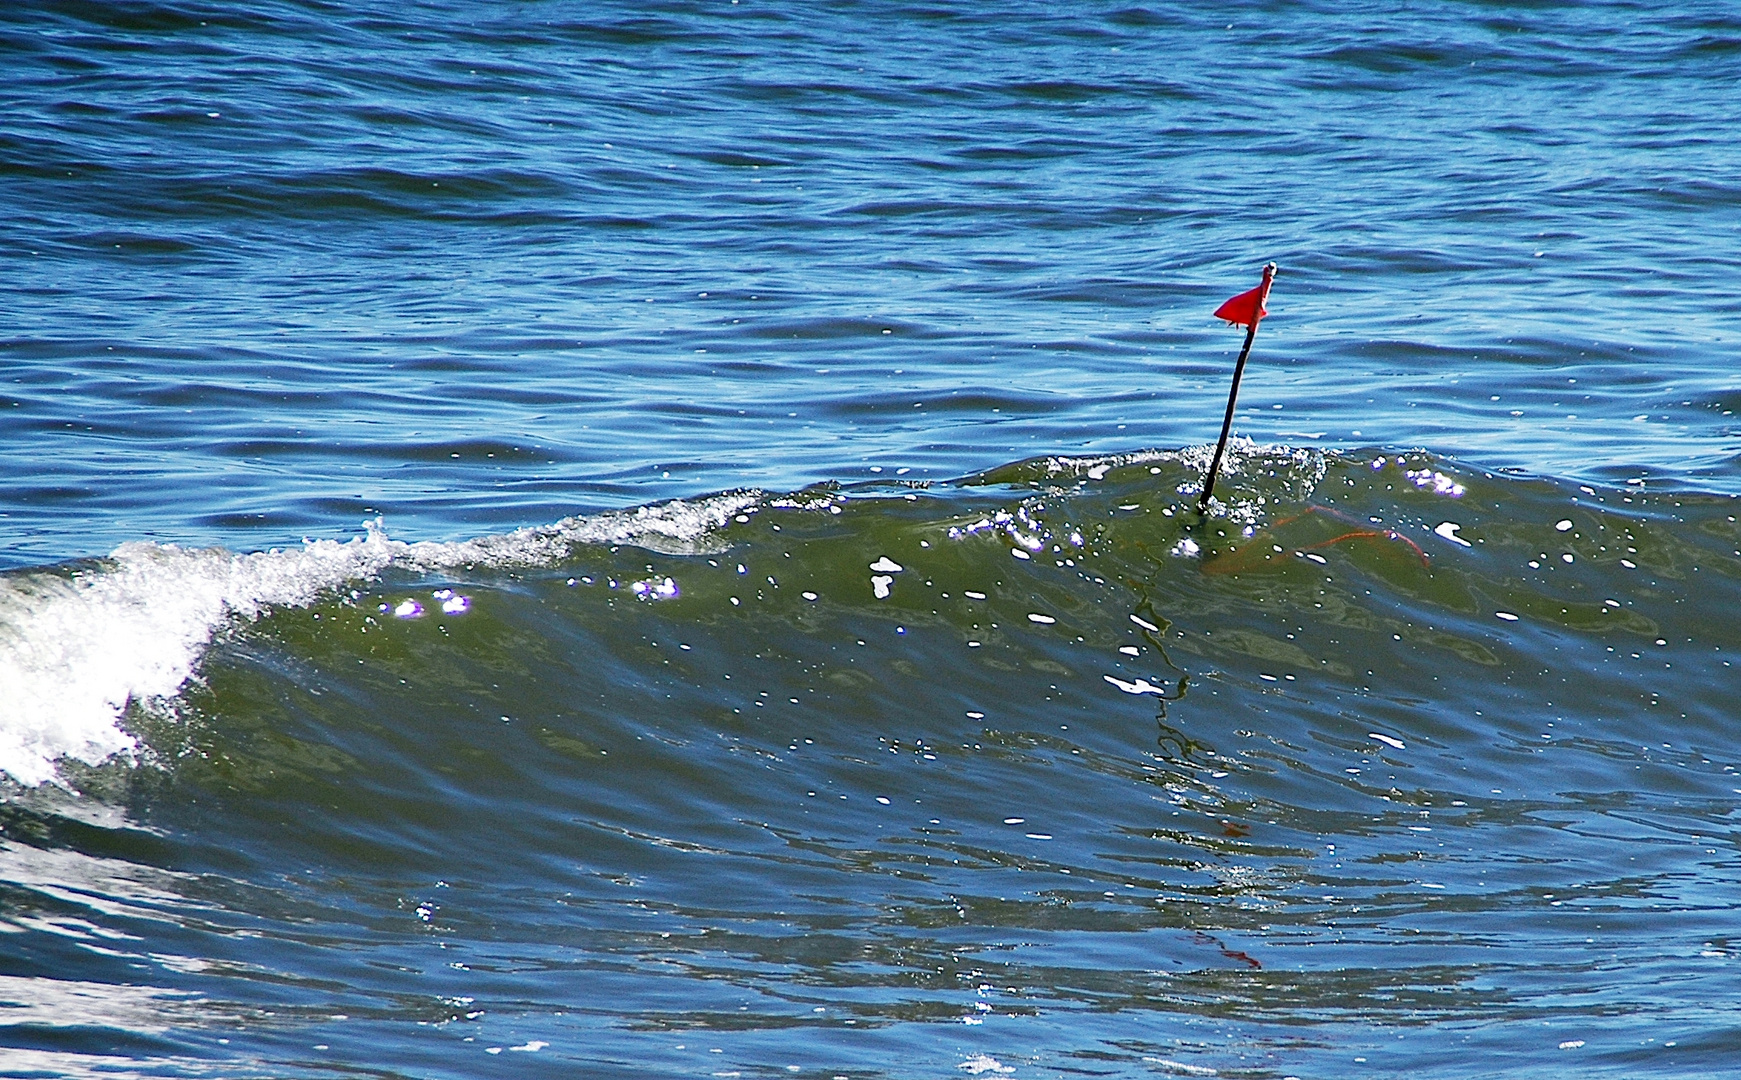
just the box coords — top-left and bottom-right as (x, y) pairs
(1198, 319), (1259, 513)
(1198, 262), (1275, 513)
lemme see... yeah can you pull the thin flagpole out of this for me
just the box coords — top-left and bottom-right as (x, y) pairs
(1198, 263), (1276, 513)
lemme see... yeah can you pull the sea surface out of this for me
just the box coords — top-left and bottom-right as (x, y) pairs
(3, 2), (1740, 1077)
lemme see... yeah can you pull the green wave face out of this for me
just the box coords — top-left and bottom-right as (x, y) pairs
(9, 447), (1740, 1078)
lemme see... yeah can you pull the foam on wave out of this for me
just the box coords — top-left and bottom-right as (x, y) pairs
(0, 493), (760, 787)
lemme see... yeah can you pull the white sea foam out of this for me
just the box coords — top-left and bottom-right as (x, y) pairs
(0, 493), (759, 788)
(963, 442), (1327, 536)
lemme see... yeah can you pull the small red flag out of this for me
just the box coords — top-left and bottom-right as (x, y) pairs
(1213, 285), (1267, 326)
(1212, 264), (1277, 327)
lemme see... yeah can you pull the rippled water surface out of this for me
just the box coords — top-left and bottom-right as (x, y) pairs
(2, 2), (1739, 1078)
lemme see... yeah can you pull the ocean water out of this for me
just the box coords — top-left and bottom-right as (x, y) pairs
(2, 1), (1739, 1077)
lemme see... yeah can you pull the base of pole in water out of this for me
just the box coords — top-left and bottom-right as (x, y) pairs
(1198, 262), (1277, 514)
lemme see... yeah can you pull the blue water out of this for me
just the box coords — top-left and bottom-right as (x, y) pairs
(2, 2), (1739, 1077)
(7, 0), (1738, 566)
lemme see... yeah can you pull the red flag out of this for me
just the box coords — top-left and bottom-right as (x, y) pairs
(1212, 264), (1276, 327)
(1213, 284), (1267, 326)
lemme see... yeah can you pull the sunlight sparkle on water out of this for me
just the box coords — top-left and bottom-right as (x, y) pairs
(630, 577), (679, 600)
(1406, 469), (1465, 497)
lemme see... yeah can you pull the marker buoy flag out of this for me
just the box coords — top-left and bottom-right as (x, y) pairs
(1198, 263), (1278, 513)
(1212, 282), (1269, 327)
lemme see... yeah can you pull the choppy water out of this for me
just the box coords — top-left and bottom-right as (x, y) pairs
(3, 2), (1740, 1078)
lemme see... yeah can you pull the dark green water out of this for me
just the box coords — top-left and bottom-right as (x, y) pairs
(6, 446), (1739, 1076)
